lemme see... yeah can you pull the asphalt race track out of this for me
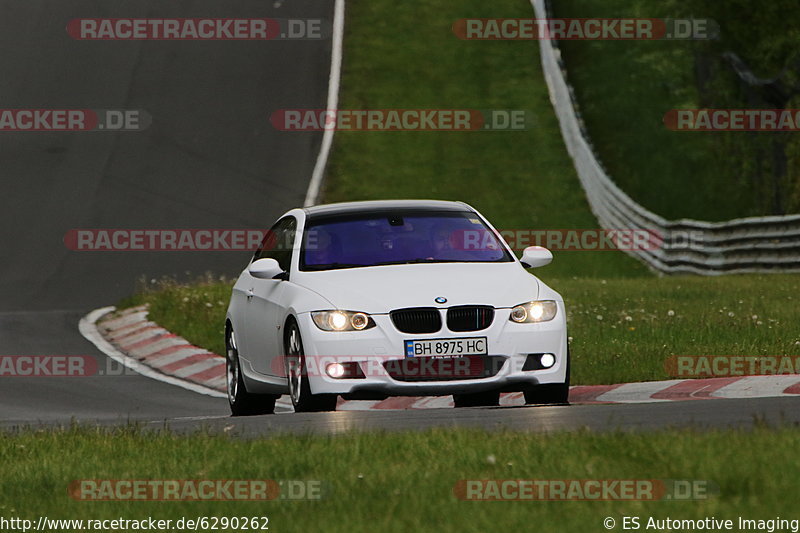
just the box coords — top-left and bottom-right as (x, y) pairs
(154, 395), (800, 435)
(0, 1), (796, 434)
(0, 0), (331, 423)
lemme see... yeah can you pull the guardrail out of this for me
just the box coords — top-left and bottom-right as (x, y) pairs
(532, 0), (800, 274)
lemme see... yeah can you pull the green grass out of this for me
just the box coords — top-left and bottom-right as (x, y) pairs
(121, 274), (800, 386)
(552, 0), (800, 219)
(561, 275), (800, 384)
(324, 0), (647, 279)
(2, 426), (799, 533)
(119, 275), (232, 358)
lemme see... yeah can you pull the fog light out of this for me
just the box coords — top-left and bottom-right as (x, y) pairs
(325, 362), (366, 379)
(326, 363), (345, 378)
(540, 353), (556, 368)
(522, 353), (557, 371)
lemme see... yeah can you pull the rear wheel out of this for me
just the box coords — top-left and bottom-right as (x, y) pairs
(226, 326), (276, 416)
(453, 389), (500, 407)
(285, 320), (338, 413)
(523, 348), (570, 405)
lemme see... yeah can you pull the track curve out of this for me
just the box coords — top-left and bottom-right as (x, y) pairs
(0, 0), (333, 423)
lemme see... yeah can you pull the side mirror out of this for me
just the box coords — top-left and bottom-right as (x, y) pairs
(249, 258), (285, 280)
(520, 246), (553, 268)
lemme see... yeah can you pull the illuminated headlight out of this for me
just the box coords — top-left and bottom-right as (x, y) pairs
(311, 310), (375, 331)
(509, 301), (558, 323)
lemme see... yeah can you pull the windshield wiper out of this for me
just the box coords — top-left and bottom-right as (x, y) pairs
(304, 262), (368, 271)
(372, 258), (463, 266)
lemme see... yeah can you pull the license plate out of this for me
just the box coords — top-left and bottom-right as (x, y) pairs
(404, 337), (488, 358)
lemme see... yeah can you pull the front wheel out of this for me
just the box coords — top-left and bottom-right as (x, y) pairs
(226, 327), (276, 416)
(284, 320), (338, 413)
(523, 348), (570, 405)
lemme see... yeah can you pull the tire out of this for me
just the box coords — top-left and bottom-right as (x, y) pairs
(523, 347), (570, 405)
(453, 389), (500, 408)
(284, 319), (338, 413)
(226, 326), (276, 416)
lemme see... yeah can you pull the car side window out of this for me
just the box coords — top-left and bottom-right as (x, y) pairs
(253, 216), (297, 272)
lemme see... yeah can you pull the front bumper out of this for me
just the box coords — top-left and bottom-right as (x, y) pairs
(297, 303), (568, 396)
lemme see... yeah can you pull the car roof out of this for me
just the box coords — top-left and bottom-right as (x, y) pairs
(303, 199), (472, 217)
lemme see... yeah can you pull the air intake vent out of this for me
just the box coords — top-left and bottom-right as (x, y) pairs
(446, 305), (494, 332)
(390, 307), (442, 334)
(383, 355), (506, 382)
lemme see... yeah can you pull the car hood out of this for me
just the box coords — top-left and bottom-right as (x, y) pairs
(291, 262), (540, 313)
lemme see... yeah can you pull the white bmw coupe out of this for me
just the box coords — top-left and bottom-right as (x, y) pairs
(225, 200), (569, 415)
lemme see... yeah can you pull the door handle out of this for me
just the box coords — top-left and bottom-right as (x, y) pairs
(246, 288), (254, 299)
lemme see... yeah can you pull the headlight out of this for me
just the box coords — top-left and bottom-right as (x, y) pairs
(509, 301), (558, 323)
(311, 310), (376, 331)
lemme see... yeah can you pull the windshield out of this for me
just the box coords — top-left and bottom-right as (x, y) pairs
(300, 210), (513, 271)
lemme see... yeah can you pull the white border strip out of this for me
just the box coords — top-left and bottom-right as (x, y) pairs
(303, 0), (346, 207)
(81, 306), (294, 411)
(79, 306), (227, 399)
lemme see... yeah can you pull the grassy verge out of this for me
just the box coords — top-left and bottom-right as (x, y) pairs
(324, 0), (647, 279)
(121, 274), (800, 386)
(119, 275), (232, 358)
(561, 275), (800, 384)
(552, 0), (800, 219)
(2, 426), (799, 532)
